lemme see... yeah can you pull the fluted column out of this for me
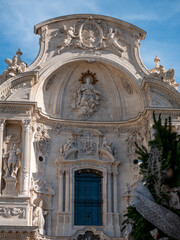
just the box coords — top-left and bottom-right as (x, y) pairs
(113, 169), (118, 213)
(20, 119), (31, 196)
(108, 170), (112, 212)
(59, 170), (64, 212)
(0, 119), (5, 195)
(65, 170), (70, 212)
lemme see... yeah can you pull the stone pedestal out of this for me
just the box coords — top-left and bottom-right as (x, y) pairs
(2, 176), (18, 196)
(0, 196), (30, 226)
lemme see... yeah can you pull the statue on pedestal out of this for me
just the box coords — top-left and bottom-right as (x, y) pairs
(3, 143), (22, 179)
(33, 200), (47, 235)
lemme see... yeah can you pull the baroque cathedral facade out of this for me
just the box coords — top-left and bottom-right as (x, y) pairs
(0, 14), (179, 240)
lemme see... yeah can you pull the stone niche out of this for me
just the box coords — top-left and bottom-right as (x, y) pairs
(35, 61), (144, 122)
(2, 121), (22, 196)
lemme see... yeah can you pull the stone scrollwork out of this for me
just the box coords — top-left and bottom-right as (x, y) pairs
(56, 16), (127, 56)
(121, 77), (133, 94)
(0, 49), (27, 84)
(71, 70), (101, 118)
(33, 123), (51, 177)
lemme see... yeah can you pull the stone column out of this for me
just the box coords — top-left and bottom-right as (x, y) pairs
(113, 169), (118, 213)
(20, 119), (31, 196)
(113, 168), (120, 237)
(107, 169), (113, 236)
(0, 119), (5, 195)
(108, 170), (112, 212)
(65, 170), (70, 212)
(59, 170), (64, 212)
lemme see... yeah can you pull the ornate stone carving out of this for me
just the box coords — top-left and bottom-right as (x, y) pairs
(3, 143), (22, 179)
(77, 231), (100, 240)
(0, 77), (33, 101)
(0, 207), (25, 218)
(31, 178), (54, 196)
(0, 49), (27, 84)
(59, 129), (115, 163)
(121, 77), (133, 94)
(33, 123), (50, 177)
(33, 200), (47, 235)
(106, 28), (126, 56)
(71, 70), (101, 118)
(149, 56), (179, 90)
(60, 136), (76, 156)
(55, 16), (127, 56)
(102, 136), (112, 153)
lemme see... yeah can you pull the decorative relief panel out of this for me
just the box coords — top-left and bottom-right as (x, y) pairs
(0, 207), (25, 219)
(49, 16), (127, 57)
(59, 129), (114, 162)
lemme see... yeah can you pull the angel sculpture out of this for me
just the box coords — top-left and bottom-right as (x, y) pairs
(107, 28), (126, 54)
(3, 143), (22, 179)
(57, 25), (78, 53)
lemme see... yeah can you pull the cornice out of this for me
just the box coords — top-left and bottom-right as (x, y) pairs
(34, 14), (146, 40)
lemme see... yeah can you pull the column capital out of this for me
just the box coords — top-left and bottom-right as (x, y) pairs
(59, 170), (65, 176)
(22, 119), (31, 127)
(0, 119), (5, 127)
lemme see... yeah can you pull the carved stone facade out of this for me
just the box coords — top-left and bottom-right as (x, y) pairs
(0, 14), (179, 240)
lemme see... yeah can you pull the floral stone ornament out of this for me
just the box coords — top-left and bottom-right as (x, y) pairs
(71, 70), (101, 119)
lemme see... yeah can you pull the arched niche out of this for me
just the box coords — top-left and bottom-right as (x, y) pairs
(35, 60), (144, 122)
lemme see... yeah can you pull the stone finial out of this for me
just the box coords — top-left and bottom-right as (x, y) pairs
(154, 55), (160, 68)
(0, 49), (27, 84)
(16, 48), (23, 58)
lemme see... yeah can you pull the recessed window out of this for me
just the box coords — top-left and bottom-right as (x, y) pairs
(74, 170), (102, 226)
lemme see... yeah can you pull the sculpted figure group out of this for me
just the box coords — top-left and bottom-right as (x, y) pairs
(71, 76), (101, 118)
(0, 49), (26, 84)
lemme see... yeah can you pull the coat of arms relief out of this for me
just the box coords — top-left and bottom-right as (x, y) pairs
(50, 16), (127, 56)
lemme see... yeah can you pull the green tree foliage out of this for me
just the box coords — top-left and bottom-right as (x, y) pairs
(123, 113), (180, 240)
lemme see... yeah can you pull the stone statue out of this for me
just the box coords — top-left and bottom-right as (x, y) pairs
(3, 143), (22, 179)
(107, 28), (126, 53)
(71, 76), (101, 118)
(102, 137), (112, 153)
(0, 49), (26, 84)
(33, 200), (47, 235)
(60, 136), (76, 155)
(123, 221), (133, 240)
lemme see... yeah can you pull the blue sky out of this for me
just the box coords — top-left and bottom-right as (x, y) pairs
(0, 0), (180, 86)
